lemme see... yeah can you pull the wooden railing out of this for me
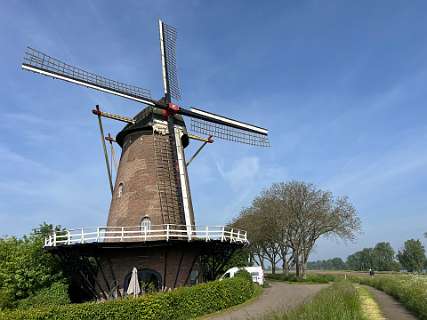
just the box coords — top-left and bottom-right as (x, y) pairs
(44, 224), (248, 247)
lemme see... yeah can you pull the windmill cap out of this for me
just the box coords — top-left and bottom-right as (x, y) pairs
(116, 106), (189, 148)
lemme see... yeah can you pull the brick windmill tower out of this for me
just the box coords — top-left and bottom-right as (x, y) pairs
(22, 20), (269, 300)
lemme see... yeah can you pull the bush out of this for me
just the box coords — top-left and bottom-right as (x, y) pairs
(0, 277), (254, 320)
(0, 224), (66, 309)
(349, 274), (427, 319)
(263, 281), (364, 320)
(234, 269), (252, 282)
(0, 289), (15, 310)
(266, 273), (335, 283)
(16, 281), (70, 310)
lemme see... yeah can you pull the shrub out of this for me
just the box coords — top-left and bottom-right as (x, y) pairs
(16, 281), (70, 310)
(0, 289), (15, 310)
(0, 277), (254, 320)
(263, 281), (364, 320)
(349, 274), (427, 319)
(234, 269), (252, 282)
(0, 224), (67, 309)
(266, 273), (335, 283)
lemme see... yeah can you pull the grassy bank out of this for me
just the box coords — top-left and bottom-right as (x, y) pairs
(261, 281), (364, 320)
(0, 277), (255, 320)
(349, 274), (427, 320)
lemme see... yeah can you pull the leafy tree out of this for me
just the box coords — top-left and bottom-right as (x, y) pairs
(223, 249), (250, 271)
(272, 182), (360, 278)
(347, 248), (373, 271)
(307, 258), (346, 270)
(0, 223), (66, 309)
(231, 200), (284, 274)
(372, 242), (399, 271)
(232, 181), (360, 278)
(346, 244), (400, 271)
(397, 239), (426, 272)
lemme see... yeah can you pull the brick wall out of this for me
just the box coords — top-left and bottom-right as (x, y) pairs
(107, 129), (185, 228)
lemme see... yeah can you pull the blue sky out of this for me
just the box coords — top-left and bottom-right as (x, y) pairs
(1, 1), (426, 260)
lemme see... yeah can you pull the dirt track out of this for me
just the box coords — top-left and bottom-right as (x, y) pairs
(204, 282), (327, 320)
(366, 286), (418, 320)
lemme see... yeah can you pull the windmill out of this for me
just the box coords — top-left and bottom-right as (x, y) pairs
(22, 20), (269, 299)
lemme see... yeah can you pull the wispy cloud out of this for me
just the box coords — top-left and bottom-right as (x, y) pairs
(216, 156), (260, 191)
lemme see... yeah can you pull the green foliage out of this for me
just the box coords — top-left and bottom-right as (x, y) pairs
(372, 242), (400, 271)
(397, 239), (427, 272)
(16, 281), (70, 310)
(346, 242), (400, 271)
(266, 273), (335, 283)
(349, 274), (427, 320)
(234, 269), (252, 282)
(0, 277), (255, 320)
(262, 281), (364, 320)
(222, 249), (250, 271)
(0, 289), (15, 310)
(307, 257), (347, 270)
(0, 223), (67, 310)
(347, 248), (374, 271)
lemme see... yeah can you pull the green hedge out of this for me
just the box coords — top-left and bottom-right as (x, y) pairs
(16, 281), (70, 310)
(0, 277), (254, 320)
(267, 273), (336, 283)
(349, 274), (427, 320)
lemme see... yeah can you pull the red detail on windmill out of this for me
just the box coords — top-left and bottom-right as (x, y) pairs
(168, 102), (180, 113)
(162, 109), (170, 118)
(163, 103), (180, 119)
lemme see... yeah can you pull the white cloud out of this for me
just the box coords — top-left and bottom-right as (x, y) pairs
(215, 156), (260, 191)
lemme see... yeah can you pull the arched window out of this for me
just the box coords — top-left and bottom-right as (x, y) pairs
(124, 268), (162, 294)
(117, 183), (124, 198)
(140, 216), (151, 231)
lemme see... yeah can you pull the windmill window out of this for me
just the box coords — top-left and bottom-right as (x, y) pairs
(117, 183), (124, 198)
(141, 217), (151, 231)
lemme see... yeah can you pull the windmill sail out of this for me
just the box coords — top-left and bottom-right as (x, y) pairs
(190, 117), (270, 147)
(22, 47), (155, 106)
(159, 20), (181, 101)
(180, 107), (269, 147)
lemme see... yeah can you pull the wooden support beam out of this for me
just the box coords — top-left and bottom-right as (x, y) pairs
(163, 249), (168, 290)
(184, 253), (199, 286)
(94, 257), (111, 295)
(173, 251), (185, 288)
(95, 105), (114, 195)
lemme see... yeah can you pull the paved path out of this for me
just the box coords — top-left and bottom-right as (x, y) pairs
(204, 282), (327, 320)
(365, 286), (418, 320)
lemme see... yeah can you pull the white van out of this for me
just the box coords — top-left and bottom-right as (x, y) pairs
(220, 266), (264, 285)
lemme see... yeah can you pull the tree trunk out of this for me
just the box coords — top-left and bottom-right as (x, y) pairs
(301, 259), (306, 278)
(295, 255), (300, 278)
(258, 256), (265, 271)
(271, 261), (276, 274)
(282, 259), (289, 275)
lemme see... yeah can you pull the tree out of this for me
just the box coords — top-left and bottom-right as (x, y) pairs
(232, 199), (283, 274)
(0, 223), (66, 309)
(307, 257), (346, 270)
(397, 239), (426, 272)
(271, 182), (360, 278)
(223, 249), (250, 271)
(347, 248), (374, 271)
(232, 181), (361, 278)
(372, 242), (399, 271)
